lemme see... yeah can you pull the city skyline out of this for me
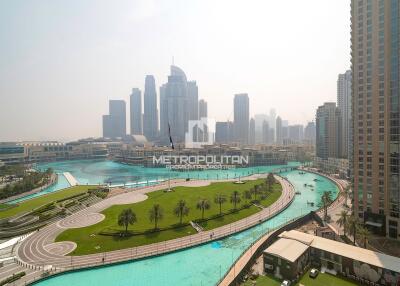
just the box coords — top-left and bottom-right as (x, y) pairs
(0, 0), (350, 141)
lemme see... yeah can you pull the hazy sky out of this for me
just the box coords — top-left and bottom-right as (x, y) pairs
(0, 0), (351, 142)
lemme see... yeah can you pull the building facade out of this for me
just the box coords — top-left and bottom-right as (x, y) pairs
(304, 121), (316, 145)
(337, 70), (352, 159)
(103, 100), (126, 138)
(276, 116), (283, 145)
(233, 93), (250, 144)
(143, 75), (158, 141)
(130, 88), (142, 135)
(351, 0), (400, 239)
(199, 99), (208, 119)
(215, 121), (233, 143)
(187, 81), (199, 121)
(316, 102), (342, 160)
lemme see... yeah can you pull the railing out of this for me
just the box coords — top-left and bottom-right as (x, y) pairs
(19, 176), (295, 286)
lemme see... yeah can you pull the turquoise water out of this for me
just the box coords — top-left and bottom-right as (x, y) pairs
(10, 159), (298, 204)
(34, 170), (338, 286)
(37, 159), (299, 185)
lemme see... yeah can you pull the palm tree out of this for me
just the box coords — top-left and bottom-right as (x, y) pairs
(214, 194), (226, 215)
(243, 190), (252, 204)
(319, 191), (333, 221)
(230, 191), (241, 210)
(251, 185), (261, 201)
(336, 210), (349, 236)
(343, 186), (351, 207)
(173, 200), (189, 224)
(117, 208), (137, 235)
(357, 226), (371, 248)
(347, 216), (360, 245)
(196, 199), (210, 219)
(149, 204), (164, 229)
(266, 173), (275, 191)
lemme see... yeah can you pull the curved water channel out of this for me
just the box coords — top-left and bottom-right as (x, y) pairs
(30, 161), (338, 286)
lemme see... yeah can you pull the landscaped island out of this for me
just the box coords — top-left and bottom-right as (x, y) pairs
(57, 176), (282, 255)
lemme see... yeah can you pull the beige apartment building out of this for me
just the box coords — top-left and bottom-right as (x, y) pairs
(352, 0), (400, 239)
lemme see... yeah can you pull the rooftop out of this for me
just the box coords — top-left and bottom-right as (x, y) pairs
(279, 230), (400, 273)
(263, 237), (309, 263)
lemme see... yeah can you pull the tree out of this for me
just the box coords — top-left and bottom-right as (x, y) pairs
(214, 194), (226, 215)
(196, 199), (211, 219)
(230, 191), (241, 210)
(243, 190), (252, 204)
(343, 185), (351, 207)
(266, 173), (276, 191)
(251, 185), (261, 201)
(347, 216), (360, 246)
(173, 200), (189, 224)
(319, 191), (333, 221)
(149, 204), (164, 229)
(357, 226), (371, 249)
(117, 208), (137, 235)
(336, 210), (349, 236)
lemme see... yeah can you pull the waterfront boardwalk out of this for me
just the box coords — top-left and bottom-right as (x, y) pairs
(13, 174), (294, 285)
(63, 172), (78, 186)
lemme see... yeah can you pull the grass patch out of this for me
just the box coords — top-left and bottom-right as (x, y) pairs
(297, 270), (357, 286)
(57, 180), (282, 255)
(0, 185), (98, 219)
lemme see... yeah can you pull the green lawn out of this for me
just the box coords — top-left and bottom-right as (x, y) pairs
(0, 185), (98, 219)
(57, 179), (282, 255)
(243, 275), (281, 286)
(297, 270), (357, 286)
(243, 271), (357, 286)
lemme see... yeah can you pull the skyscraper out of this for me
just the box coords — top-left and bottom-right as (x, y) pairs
(337, 70), (352, 159)
(254, 113), (269, 143)
(233, 93), (249, 144)
(316, 102), (342, 159)
(143, 75), (158, 141)
(249, 118), (255, 145)
(352, 0), (400, 238)
(161, 65), (189, 143)
(187, 81), (199, 121)
(215, 121), (233, 143)
(199, 99), (208, 118)
(102, 100), (126, 138)
(262, 120), (271, 144)
(288, 125), (304, 143)
(304, 121), (316, 145)
(130, 88), (142, 135)
(276, 116), (283, 145)
(159, 84), (168, 138)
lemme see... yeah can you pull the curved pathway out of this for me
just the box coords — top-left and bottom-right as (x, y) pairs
(15, 175), (294, 277)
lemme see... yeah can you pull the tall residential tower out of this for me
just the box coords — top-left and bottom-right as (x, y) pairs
(143, 75), (158, 140)
(351, 0), (400, 239)
(130, 88), (142, 135)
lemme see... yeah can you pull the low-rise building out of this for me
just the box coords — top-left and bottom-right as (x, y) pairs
(264, 230), (400, 285)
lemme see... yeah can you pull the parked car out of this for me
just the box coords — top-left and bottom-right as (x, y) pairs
(309, 268), (319, 278)
(280, 280), (291, 286)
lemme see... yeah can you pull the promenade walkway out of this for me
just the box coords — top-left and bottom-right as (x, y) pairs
(63, 172), (78, 186)
(13, 175), (294, 285)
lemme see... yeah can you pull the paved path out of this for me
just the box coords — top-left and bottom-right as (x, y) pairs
(14, 175), (294, 285)
(63, 172), (78, 186)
